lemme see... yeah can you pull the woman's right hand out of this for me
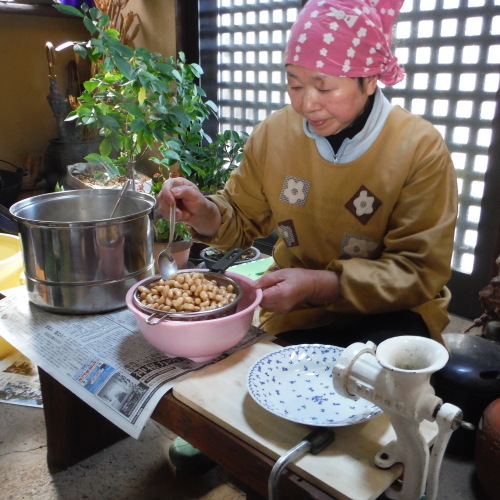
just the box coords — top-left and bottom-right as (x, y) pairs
(158, 178), (222, 237)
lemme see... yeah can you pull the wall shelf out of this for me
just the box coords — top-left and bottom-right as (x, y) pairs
(0, 3), (68, 17)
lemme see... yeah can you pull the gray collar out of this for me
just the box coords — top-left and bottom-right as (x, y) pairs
(303, 87), (394, 164)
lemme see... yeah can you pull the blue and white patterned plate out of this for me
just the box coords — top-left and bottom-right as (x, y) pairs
(247, 344), (381, 426)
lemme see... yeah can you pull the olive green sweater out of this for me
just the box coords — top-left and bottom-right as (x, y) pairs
(192, 93), (458, 340)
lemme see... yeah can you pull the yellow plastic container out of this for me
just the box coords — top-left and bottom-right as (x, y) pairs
(0, 337), (16, 360)
(0, 234), (25, 360)
(0, 233), (24, 291)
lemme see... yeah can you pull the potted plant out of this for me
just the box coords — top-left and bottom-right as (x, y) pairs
(154, 128), (248, 195)
(55, 2), (248, 187)
(54, 2), (218, 188)
(55, 2), (248, 268)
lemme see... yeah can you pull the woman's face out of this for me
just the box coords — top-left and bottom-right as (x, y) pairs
(286, 65), (378, 137)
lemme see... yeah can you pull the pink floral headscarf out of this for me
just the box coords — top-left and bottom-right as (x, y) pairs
(285, 0), (405, 86)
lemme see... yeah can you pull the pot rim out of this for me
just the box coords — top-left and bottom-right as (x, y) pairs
(9, 188), (156, 226)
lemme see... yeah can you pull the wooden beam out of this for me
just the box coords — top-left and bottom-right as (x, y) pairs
(174, 0), (199, 64)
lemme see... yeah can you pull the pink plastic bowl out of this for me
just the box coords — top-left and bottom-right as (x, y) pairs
(126, 271), (262, 362)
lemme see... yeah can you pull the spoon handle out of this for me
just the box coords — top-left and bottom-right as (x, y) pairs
(109, 179), (132, 218)
(168, 203), (176, 248)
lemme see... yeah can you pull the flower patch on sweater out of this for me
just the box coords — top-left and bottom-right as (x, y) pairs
(341, 233), (378, 259)
(279, 176), (311, 206)
(345, 185), (381, 225)
(277, 219), (299, 247)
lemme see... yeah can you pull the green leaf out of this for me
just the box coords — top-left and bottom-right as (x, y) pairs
(172, 69), (182, 82)
(83, 80), (99, 92)
(97, 114), (121, 133)
(107, 36), (134, 57)
(85, 153), (110, 164)
(155, 62), (175, 77)
(52, 4), (83, 17)
(206, 100), (219, 114)
(165, 139), (182, 151)
(97, 14), (111, 28)
(99, 138), (113, 158)
(81, 115), (97, 126)
(74, 43), (88, 59)
(163, 150), (180, 162)
(169, 106), (191, 127)
(130, 118), (147, 132)
(154, 103), (167, 114)
(190, 122), (203, 134)
(190, 63), (204, 78)
(83, 17), (97, 36)
(122, 103), (144, 118)
(156, 158), (177, 167)
(113, 55), (135, 81)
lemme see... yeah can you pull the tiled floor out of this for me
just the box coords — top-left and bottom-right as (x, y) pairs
(0, 315), (491, 500)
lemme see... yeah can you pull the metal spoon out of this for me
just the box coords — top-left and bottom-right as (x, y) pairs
(109, 179), (132, 218)
(157, 203), (178, 279)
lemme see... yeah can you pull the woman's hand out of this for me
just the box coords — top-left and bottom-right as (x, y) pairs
(157, 178), (222, 237)
(253, 268), (340, 313)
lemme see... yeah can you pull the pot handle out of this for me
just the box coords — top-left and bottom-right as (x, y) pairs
(208, 248), (246, 273)
(0, 203), (19, 235)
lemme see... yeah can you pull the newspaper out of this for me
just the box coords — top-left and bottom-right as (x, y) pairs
(0, 286), (271, 438)
(0, 348), (42, 408)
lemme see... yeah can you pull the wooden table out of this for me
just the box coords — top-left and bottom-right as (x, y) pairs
(38, 367), (335, 500)
(37, 340), (436, 500)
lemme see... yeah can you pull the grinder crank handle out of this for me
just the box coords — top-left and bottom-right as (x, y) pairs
(268, 428), (335, 500)
(425, 403), (474, 500)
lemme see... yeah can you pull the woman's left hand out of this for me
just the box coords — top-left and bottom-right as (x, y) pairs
(253, 268), (340, 313)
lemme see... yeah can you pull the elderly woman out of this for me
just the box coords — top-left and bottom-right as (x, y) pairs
(159, 0), (457, 348)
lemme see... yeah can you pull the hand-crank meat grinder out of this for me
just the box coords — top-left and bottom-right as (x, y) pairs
(333, 335), (472, 500)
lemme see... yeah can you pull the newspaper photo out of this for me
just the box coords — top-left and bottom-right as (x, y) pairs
(0, 348), (42, 408)
(0, 286), (271, 438)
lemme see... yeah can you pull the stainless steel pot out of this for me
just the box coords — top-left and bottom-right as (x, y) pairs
(5, 189), (156, 314)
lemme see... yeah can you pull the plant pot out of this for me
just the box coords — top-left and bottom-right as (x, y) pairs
(200, 246), (260, 268)
(42, 138), (102, 192)
(0, 160), (24, 208)
(189, 241), (210, 267)
(66, 162), (150, 190)
(154, 239), (193, 272)
(475, 398), (500, 500)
